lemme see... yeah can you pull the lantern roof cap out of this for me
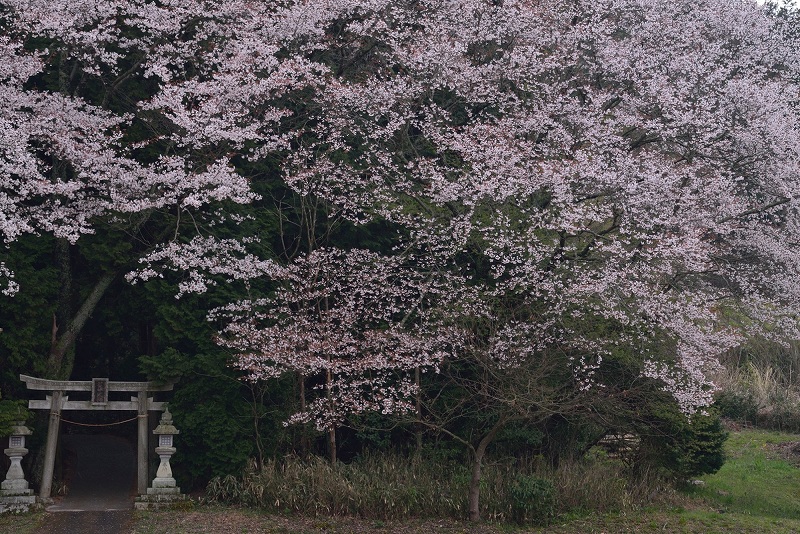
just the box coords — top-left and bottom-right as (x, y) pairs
(153, 406), (179, 435)
(9, 421), (32, 436)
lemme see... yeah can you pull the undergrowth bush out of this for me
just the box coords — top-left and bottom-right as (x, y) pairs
(207, 454), (468, 519)
(714, 390), (758, 424)
(510, 475), (555, 524)
(206, 451), (681, 524)
(715, 343), (800, 432)
(636, 408), (727, 480)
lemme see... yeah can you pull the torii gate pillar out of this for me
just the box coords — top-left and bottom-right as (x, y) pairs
(137, 390), (148, 494)
(19, 375), (173, 501)
(40, 390), (62, 500)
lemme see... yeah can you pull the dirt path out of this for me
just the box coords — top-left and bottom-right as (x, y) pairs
(47, 434), (137, 512)
(34, 434), (137, 534)
(34, 510), (134, 534)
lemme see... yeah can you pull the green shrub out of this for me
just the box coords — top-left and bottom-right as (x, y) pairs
(637, 410), (727, 480)
(509, 475), (555, 524)
(678, 413), (728, 478)
(714, 390), (758, 423)
(0, 391), (28, 438)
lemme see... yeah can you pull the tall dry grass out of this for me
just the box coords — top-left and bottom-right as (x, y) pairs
(206, 450), (680, 523)
(714, 341), (800, 430)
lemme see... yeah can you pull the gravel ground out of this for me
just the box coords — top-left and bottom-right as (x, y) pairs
(1, 509), (511, 534)
(133, 507), (508, 534)
(12, 433), (138, 534)
(33, 511), (134, 534)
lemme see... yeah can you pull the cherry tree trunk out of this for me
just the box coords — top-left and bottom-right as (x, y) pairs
(468, 420), (507, 522)
(298, 372), (310, 457)
(468, 450), (484, 522)
(328, 426), (337, 465)
(326, 369), (337, 464)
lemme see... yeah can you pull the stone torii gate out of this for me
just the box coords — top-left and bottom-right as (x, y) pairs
(20, 374), (173, 500)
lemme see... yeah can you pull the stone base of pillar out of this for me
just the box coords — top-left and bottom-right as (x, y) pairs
(134, 490), (189, 510)
(151, 476), (178, 489)
(0, 479), (29, 492)
(147, 486), (182, 495)
(0, 490), (40, 514)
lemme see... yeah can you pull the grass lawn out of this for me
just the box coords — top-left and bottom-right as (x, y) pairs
(0, 509), (44, 534)
(537, 427), (800, 533)
(4, 428), (800, 533)
(692, 429), (800, 519)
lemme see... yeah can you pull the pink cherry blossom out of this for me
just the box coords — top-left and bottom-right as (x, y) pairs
(2, 0), (798, 422)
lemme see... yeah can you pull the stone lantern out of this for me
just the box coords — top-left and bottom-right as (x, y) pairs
(135, 406), (186, 508)
(0, 421), (37, 512)
(151, 407), (180, 491)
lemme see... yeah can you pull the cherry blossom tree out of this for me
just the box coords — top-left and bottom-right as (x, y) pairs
(169, 0), (796, 519)
(205, 248), (467, 462)
(3, 0), (800, 519)
(0, 0), (281, 376)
